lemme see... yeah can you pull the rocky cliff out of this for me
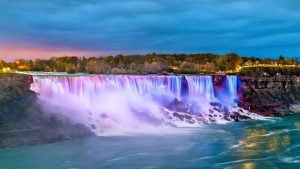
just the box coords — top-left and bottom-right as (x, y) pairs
(0, 74), (93, 148)
(239, 75), (300, 116)
(0, 74), (35, 122)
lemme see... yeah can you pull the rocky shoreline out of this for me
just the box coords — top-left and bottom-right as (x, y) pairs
(0, 74), (94, 148)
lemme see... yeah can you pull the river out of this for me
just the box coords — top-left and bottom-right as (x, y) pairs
(1, 114), (300, 169)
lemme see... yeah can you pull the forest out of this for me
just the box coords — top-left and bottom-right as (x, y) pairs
(0, 53), (299, 75)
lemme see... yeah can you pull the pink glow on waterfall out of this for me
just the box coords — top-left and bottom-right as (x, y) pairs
(31, 75), (241, 135)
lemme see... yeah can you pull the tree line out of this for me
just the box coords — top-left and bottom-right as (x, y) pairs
(0, 53), (299, 75)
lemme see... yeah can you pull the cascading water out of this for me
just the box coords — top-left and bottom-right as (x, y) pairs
(226, 75), (239, 103)
(30, 74), (262, 135)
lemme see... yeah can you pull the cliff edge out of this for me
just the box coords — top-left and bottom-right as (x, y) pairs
(0, 74), (93, 148)
(239, 75), (300, 116)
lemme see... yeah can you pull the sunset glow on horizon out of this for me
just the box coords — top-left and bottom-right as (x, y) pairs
(0, 44), (106, 61)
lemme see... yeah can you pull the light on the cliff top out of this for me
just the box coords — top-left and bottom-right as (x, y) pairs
(1, 67), (11, 73)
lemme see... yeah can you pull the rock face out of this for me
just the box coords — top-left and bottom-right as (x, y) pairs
(240, 76), (300, 90)
(0, 75), (35, 122)
(239, 75), (300, 116)
(0, 74), (93, 148)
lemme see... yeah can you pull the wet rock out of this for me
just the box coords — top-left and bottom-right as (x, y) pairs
(224, 115), (231, 121)
(173, 112), (184, 121)
(184, 115), (192, 120)
(224, 106), (230, 114)
(181, 75), (189, 98)
(90, 124), (96, 130)
(209, 102), (223, 109)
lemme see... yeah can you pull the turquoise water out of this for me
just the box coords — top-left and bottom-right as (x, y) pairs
(1, 115), (300, 169)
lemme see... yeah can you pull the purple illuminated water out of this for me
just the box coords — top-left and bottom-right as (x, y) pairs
(30, 75), (263, 135)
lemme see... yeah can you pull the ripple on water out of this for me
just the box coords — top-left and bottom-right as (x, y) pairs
(174, 143), (195, 152)
(185, 156), (215, 163)
(280, 156), (300, 163)
(127, 152), (151, 158)
(214, 157), (273, 167)
(107, 157), (124, 162)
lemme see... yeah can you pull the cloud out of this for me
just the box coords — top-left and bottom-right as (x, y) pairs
(0, 0), (299, 60)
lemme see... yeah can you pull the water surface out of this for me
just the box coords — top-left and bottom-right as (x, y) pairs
(1, 115), (300, 169)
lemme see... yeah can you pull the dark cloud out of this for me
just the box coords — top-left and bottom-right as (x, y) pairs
(0, 0), (299, 58)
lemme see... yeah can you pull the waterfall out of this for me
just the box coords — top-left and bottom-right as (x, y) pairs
(185, 76), (215, 100)
(31, 75), (235, 104)
(30, 74), (247, 135)
(226, 75), (239, 102)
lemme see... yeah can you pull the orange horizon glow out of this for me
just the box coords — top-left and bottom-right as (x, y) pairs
(0, 44), (106, 62)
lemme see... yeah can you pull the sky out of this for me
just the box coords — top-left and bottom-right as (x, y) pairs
(0, 0), (300, 61)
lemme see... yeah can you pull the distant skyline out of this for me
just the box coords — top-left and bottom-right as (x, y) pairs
(0, 0), (300, 61)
